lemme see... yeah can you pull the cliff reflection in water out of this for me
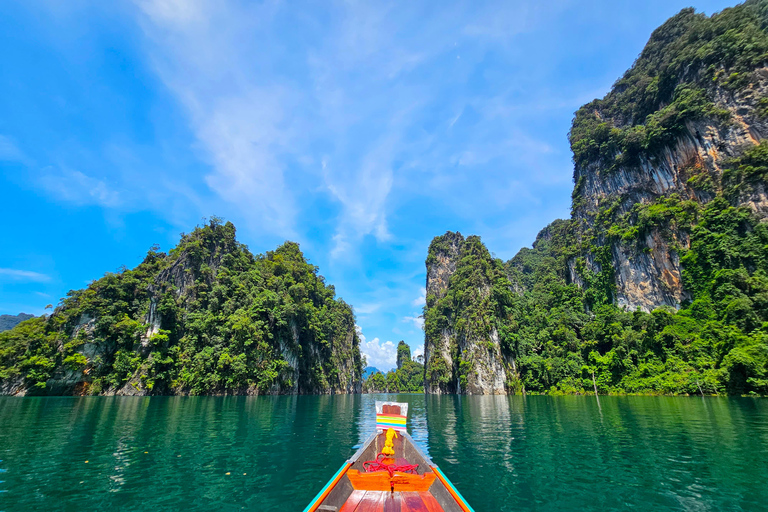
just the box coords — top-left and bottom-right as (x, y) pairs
(0, 395), (365, 512)
(0, 395), (765, 511)
(425, 395), (768, 511)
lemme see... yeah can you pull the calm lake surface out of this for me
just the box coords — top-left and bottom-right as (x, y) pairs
(0, 394), (766, 511)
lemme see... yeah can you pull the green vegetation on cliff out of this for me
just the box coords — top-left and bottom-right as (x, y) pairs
(424, 234), (516, 393)
(425, 144), (768, 397)
(363, 341), (424, 393)
(514, 172), (767, 396)
(424, 0), (768, 396)
(570, 0), (768, 173)
(0, 219), (363, 395)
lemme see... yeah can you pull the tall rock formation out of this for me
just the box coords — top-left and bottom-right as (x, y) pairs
(568, 3), (768, 311)
(396, 341), (411, 370)
(424, 233), (516, 394)
(0, 219), (363, 396)
(423, 0), (768, 395)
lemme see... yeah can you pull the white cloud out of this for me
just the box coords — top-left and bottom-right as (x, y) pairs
(354, 303), (382, 315)
(136, 0), (540, 252)
(129, 0), (580, 257)
(462, 3), (534, 42)
(411, 287), (426, 307)
(135, 0), (297, 237)
(0, 135), (29, 164)
(403, 314), (424, 330)
(40, 169), (121, 208)
(325, 150), (394, 258)
(195, 89), (297, 235)
(357, 324), (397, 370)
(0, 268), (51, 282)
(136, 0), (205, 26)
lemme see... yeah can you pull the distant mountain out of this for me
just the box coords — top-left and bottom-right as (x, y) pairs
(362, 342), (425, 393)
(0, 313), (34, 332)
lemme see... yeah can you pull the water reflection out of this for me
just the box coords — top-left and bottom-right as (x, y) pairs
(424, 395), (768, 511)
(0, 395), (367, 511)
(0, 459), (6, 497)
(0, 395), (766, 511)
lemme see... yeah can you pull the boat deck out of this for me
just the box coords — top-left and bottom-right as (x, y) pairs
(339, 490), (444, 512)
(306, 416), (471, 512)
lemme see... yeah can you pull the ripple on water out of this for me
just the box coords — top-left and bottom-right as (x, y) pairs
(0, 395), (766, 511)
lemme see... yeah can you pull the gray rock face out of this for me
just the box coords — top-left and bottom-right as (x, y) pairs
(572, 67), (768, 311)
(0, 376), (26, 395)
(332, 329), (363, 395)
(425, 231), (463, 300)
(423, 232), (463, 395)
(612, 230), (690, 311)
(424, 232), (513, 395)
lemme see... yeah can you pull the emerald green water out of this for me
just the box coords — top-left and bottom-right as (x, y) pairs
(0, 395), (765, 511)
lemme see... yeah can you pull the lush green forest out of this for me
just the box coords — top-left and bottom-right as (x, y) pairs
(363, 341), (425, 393)
(503, 153), (768, 395)
(0, 219), (363, 395)
(425, 147), (768, 395)
(569, 0), (768, 174)
(424, 0), (768, 396)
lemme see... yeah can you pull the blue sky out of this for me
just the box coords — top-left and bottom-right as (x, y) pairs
(0, 0), (736, 370)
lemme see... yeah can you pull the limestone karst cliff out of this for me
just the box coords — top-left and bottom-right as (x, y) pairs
(362, 341), (424, 393)
(424, 233), (515, 394)
(569, 4), (768, 311)
(424, 0), (768, 395)
(0, 219), (363, 396)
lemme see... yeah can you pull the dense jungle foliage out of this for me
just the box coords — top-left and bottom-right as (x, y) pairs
(424, 143), (768, 396)
(424, 234), (515, 392)
(0, 219), (363, 395)
(363, 341), (424, 393)
(569, 0), (768, 173)
(415, 0), (767, 396)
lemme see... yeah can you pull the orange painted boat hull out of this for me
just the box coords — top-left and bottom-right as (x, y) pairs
(303, 431), (474, 512)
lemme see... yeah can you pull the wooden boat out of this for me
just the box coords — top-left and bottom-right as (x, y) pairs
(303, 402), (474, 512)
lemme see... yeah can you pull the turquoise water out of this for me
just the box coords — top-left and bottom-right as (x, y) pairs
(0, 395), (766, 511)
